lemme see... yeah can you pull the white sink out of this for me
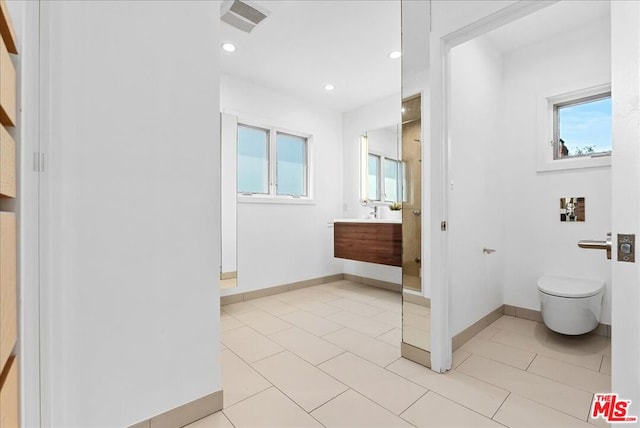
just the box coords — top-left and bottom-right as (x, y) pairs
(334, 218), (401, 224)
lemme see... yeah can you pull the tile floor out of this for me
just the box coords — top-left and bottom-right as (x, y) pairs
(188, 280), (611, 428)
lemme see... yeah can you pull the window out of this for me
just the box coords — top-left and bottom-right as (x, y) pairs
(276, 133), (307, 196)
(237, 123), (311, 200)
(537, 82), (612, 172)
(367, 152), (402, 203)
(554, 93), (611, 160)
(384, 158), (401, 202)
(237, 125), (269, 194)
(368, 154), (380, 201)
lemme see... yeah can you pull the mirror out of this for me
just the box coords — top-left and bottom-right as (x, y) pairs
(401, 0), (431, 366)
(360, 125), (403, 217)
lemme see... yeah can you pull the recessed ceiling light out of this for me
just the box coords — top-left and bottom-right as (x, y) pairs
(324, 84), (335, 91)
(388, 51), (402, 59)
(221, 43), (237, 53)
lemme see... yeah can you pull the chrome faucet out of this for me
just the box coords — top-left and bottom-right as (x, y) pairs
(369, 206), (378, 219)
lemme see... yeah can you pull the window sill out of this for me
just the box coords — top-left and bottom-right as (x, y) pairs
(237, 195), (316, 205)
(536, 153), (611, 173)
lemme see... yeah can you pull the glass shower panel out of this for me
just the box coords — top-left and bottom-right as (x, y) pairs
(402, 94), (422, 292)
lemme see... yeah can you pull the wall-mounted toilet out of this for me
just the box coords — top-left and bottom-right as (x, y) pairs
(537, 276), (605, 335)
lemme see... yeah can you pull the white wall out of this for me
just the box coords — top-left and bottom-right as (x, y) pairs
(220, 75), (344, 293)
(43, 2), (222, 426)
(342, 93), (402, 284)
(449, 37), (505, 335)
(500, 22), (612, 324)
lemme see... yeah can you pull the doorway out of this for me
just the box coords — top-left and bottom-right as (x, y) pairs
(434, 2), (640, 410)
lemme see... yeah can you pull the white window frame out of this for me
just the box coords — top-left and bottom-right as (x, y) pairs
(275, 131), (309, 198)
(383, 157), (403, 203)
(367, 150), (403, 204)
(236, 119), (314, 204)
(536, 81), (612, 172)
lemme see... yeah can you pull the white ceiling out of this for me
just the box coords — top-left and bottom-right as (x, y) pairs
(483, 0), (610, 54)
(220, 1), (610, 113)
(220, 0), (401, 113)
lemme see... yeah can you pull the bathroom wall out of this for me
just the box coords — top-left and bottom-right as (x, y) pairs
(220, 75), (344, 293)
(500, 22), (612, 324)
(43, 1), (222, 426)
(342, 93), (402, 284)
(449, 37), (506, 335)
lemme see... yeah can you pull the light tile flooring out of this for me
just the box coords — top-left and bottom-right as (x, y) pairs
(188, 280), (611, 428)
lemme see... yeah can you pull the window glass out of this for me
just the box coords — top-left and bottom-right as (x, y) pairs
(384, 159), (400, 202)
(276, 133), (307, 196)
(556, 95), (611, 159)
(368, 154), (380, 201)
(237, 125), (269, 194)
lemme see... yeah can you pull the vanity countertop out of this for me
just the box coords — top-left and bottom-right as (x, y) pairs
(334, 218), (401, 224)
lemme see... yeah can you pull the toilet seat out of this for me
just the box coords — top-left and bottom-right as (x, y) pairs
(537, 276), (605, 298)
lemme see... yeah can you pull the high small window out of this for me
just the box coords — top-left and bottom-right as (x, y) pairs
(554, 93), (611, 160)
(237, 123), (311, 200)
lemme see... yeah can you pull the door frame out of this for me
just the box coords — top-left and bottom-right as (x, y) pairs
(610, 0), (640, 414)
(437, 2), (640, 409)
(432, 0), (558, 373)
(18, 0), (44, 426)
(21, 0), (56, 425)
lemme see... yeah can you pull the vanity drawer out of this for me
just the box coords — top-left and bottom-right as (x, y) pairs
(0, 212), (16, 370)
(0, 356), (19, 428)
(0, 126), (15, 198)
(334, 222), (402, 267)
(0, 33), (16, 127)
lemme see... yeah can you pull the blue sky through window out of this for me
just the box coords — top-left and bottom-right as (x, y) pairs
(558, 97), (611, 157)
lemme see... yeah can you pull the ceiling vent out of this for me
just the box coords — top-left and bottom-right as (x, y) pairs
(221, 0), (269, 33)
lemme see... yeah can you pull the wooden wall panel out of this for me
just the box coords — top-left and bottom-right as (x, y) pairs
(0, 126), (16, 198)
(0, 0), (17, 54)
(0, 1), (18, 423)
(0, 34), (16, 127)
(334, 222), (402, 267)
(0, 356), (19, 428)
(0, 212), (16, 370)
